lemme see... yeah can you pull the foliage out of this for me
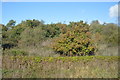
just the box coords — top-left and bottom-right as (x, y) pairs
(6, 20), (16, 28)
(20, 19), (44, 28)
(2, 25), (25, 50)
(101, 23), (118, 46)
(43, 24), (61, 38)
(19, 27), (45, 47)
(90, 21), (118, 46)
(90, 20), (103, 33)
(1, 24), (8, 32)
(54, 23), (67, 34)
(51, 21), (96, 56)
(2, 19), (119, 56)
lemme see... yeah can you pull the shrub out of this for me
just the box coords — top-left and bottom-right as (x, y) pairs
(51, 21), (97, 56)
(43, 24), (61, 38)
(2, 25), (25, 50)
(19, 27), (45, 47)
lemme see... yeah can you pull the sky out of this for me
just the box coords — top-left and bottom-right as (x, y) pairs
(2, 2), (118, 25)
(0, 2), (1, 14)
(1, 0), (119, 2)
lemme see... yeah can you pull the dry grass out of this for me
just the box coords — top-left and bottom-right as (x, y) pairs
(17, 38), (60, 57)
(2, 56), (119, 78)
(96, 44), (118, 56)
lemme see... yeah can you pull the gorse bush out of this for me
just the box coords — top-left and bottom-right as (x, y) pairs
(51, 21), (96, 56)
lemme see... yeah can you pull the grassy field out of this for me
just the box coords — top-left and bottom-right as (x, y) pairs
(2, 56), (119, 78)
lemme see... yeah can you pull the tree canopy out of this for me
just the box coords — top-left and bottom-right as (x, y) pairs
(1, 19), (119, 56)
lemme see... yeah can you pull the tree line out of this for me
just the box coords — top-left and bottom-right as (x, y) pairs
(1, 19), (119, 56)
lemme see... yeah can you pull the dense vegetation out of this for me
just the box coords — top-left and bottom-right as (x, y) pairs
(1, 19), (119, 78)
(2, 56), (119, 78)
(1, 19), (119, 56)
(52, 21), (96, 56)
